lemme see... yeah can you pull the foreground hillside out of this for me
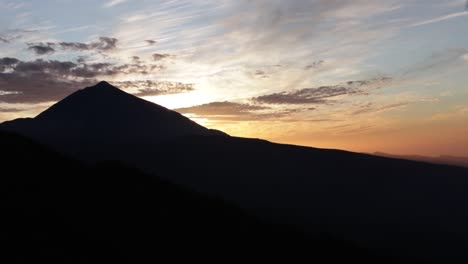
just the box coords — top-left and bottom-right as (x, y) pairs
(0, 131), (382, 263)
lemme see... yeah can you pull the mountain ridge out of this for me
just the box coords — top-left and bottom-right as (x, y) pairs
(372, 151), (468, 168)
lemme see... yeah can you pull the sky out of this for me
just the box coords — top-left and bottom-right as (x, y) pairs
(1, 0), (468, 156)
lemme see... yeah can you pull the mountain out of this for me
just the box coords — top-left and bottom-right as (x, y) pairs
(1, 131), (383, 263)
(373, 152), (468, 168)
(1, 81), (226, 150)
(2, 81), (468, 262)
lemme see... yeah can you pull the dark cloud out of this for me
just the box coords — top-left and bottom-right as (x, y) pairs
(27, 43), (56, 55)
(58, 37), (118, 52)
(0, 59), (94, 103)
(15, 60), (77, 75)
(0, 57), (20, 65)
(0, 37), (9, 43)
(0, 57), (167, 103)
(76, 56), (87, 63)
(254, 70), (265, 75)
(115, 80), (194, 96)
(305, 60), (324, 70)
(253, 77), (391, 105)
(26, 37), (119, 55)
(0, 57), (20, 71)
(58, 41), (89, 51)
(254, 70), (268, 78)
(145, 40), (157, 45)
(152, 53), (174, 61)
(0, 73), (95, 104)
(91, 36), (118, 51)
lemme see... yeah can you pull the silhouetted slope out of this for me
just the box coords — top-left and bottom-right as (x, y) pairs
(1, 81), (226, 147)
(2, 81), (468, 262)
(373, 152), (468, 168)
(0, 131), (383, 263)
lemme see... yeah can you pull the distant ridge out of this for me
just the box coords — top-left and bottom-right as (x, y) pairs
(372, 152), (468, 168)
(0, 81), (227, 147)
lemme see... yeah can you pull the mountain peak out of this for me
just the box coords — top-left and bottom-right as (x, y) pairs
(1, 81), (227, 145)
(77, 81), (127, 97)
(96, 80), (112, 87)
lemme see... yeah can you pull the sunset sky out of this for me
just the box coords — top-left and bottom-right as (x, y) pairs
(1, 0), (468, 156)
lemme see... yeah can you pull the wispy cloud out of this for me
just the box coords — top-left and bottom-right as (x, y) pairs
(352, 102), (409, 115)
(103, 0), (127, 8)
(0, 106), (23, 112)
(115, 80), (195, 96)
(152, 53), (174, 61)
(175, 101), (298, 121)
(252, 78), (391, 105)
(177, 101), (267, 116)
(409, 11), (468, 27)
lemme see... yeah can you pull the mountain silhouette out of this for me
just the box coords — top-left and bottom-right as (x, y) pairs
(2, 81), (468, 262)
(1, 131), (384, 263)
(1, 81), (226, 149)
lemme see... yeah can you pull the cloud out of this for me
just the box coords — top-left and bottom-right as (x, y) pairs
(0, 57), (166, 103)
(59, 37), (118, 52)
(305, 60), (324, 70)
(401, 49), (468, 76)
(253, 70), (268, 78)
(0, 74), (95, 104)
(176, 101), (268, 116)
(27, 43), (56, 55)
(0, 57), (20, 71)
(0, 90), (21, 96)
(409, 11), (468, 27)
(0, 29), (32, 44)
(115, 80), (194, 96)
(253, 77), (391, 105)
(0, 107), (23, 112)
(104, 0), (127, 8)
(175, 101), (307, 121)
(58, 42), (90, 51)
(152, 53), (174, 61)
(26, 37), (119, 55)
(254, 87), (351, 105)
(352, 102), (409, 115)
(145, 40), (157, 45)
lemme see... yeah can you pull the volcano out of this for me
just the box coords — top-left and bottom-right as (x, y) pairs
(0, 81), (226, 147)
